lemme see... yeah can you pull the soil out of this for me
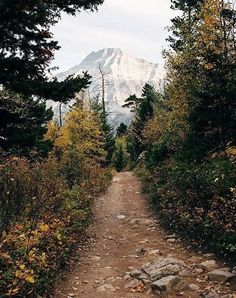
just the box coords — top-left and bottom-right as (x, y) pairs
(53, 172), (235, 298)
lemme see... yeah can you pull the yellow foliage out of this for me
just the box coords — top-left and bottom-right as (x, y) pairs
(25, 274), (35, 284)
(39, 223), (49, 232)
(47, 107), (106, 164)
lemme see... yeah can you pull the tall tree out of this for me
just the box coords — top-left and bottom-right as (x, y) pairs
(91, 97), (115, 166)
(167, 0), (236, 156)
(0, 0), (103, 101)
(116, 123), (128, 137)
(0, 89), (53, 155)
(126, 84), (158, 161)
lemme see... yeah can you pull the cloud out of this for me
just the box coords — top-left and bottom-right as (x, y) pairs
(51, 0), (176, 71)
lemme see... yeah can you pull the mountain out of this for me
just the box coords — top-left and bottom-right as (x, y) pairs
(53, 48), (164, 127)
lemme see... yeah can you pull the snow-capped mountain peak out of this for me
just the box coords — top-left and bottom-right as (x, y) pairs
(55, 48), (164, 127)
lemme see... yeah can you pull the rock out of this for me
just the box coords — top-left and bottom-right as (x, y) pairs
(117, 215), (126, 220)
(128, 266), (135, 271)
(194, 268), (205, 274)
(197, 260), (218, 271)
(179, 268), (192, 277)
(148, 249), (161, 256)
(138, 273), (151, 284)
(173, 279), (189, 291)
(204, 289), (220, 298)
(204, 253), (214, 259)
(151, 275), (180, 292)
(139, 240), (148, 244)
(229, 275), (236, 291)
(91, 256), (101, 261)
(123, 273), (131, 280)
(136, 247), (146, 254)
(189, 256), (203, 263)
(165, 234), (178, 240)
(112, 178), (120, 182)
(167, 238), (176, 243)
(130, 269), (150, 283)
(130, 269), (143, 278)
(142, 257), (189, 282)
(129, 218), (153, 226)
(208, 269), (235, 283)
(97, 284), (117, 292)
(124, 279), (143, 291)
(189, 284), (200, 291)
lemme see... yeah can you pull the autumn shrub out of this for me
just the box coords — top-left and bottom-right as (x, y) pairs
(0, 155), (111, 297)
(139, 155), (236, 258)
(0, 106), (112, 297)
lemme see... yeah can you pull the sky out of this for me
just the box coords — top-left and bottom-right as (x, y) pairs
(52, 0), (176, 72)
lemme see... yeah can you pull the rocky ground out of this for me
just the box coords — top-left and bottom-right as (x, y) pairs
(53, 172), (236, 298)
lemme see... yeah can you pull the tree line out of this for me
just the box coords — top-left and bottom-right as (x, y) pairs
(116, 0), (236, 259)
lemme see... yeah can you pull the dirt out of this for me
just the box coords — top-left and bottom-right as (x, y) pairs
(53, 172), (235, 298)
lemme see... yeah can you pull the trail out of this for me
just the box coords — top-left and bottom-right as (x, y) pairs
(54, 172), (235, 298)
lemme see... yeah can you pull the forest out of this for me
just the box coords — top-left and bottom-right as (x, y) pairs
(116, 0), (236, 255)
(0, 0), (235, 297)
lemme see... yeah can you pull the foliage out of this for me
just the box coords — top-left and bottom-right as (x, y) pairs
(0, 0), (103, 101)
(126, 84), (160, 163)
(133, 0), (236, 258)
(122, 94), (140, 113)
(91, 97), (115, 166)
(116, 123), (128, 137)
(113, 137), (129, 172)
(0, 105), (111, 297)
(0, 89), (53, 156)
(139, 156), (236, 257)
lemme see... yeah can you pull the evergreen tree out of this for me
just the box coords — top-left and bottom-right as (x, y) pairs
(116, 123), (128, 137)
(0, 0), (103, 101)
(0, 89), (53, 155)
(122, 94), (140, 113)
(126, 84), (158, 161)
(91, 97), (115, 166)
(168, 0), (236, 156)
(113, 137), (128, 172)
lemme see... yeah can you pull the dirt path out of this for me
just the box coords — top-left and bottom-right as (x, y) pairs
(54, 172), (235, 298)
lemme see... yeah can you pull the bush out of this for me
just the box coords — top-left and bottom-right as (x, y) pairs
(139, 156), (236, 259)
(0, 156), (111, 297)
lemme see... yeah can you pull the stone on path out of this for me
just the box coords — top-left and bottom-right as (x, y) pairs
(117, 215), (126, 220)
(204, 289), (220, 298)
(189, 284), (200, 291)
(141, 257), (189, 282)
(151, 275), (180, 292)
(129, 218), (153, 226)
(208, 269), (235, 283)
(148, 249), (161, 256)
(97, 284), (117, 292)
(197, 260), (218, 271)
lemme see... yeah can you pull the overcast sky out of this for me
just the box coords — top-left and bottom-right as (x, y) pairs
(52, 0), (176, 72)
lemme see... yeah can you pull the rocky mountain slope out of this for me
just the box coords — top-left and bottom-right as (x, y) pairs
(53, 48), (164, 127)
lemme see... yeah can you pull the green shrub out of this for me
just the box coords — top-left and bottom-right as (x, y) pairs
(139, 156), (236, 259)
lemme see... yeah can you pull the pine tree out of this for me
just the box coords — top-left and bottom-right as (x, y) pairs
(116, 123), (128, 137)
(91, 97), (115, 166)
(0, 89), (53, 155)
(167, 0), (236, 156)
(0, 0), (103, 101)
(126, 84), (158, 161)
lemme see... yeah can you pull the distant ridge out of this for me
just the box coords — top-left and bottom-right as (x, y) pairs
(53, 48), (164, 127)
